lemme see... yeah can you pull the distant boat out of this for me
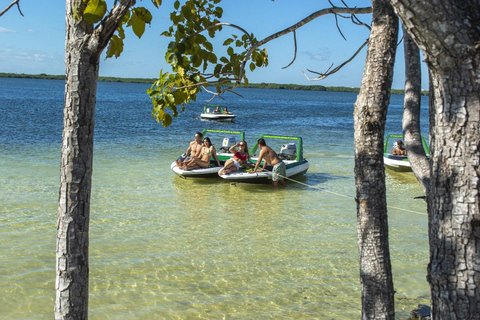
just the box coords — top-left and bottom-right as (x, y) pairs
(200, 104), (236, 121)
(383, 134), (430, 172)
(219, 134), (309, 183)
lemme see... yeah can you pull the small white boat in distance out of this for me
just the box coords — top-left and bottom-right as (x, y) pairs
(200, 104), (236, 121)
(383, 134), (430, 172)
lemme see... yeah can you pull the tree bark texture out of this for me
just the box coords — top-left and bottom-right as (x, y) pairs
(391, 1), (480, 319)
(401, 24), (431, 195)
(353, 0), (398, 319)
(56, 1), (135, 319)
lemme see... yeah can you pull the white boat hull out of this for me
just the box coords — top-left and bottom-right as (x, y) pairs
(170, 161), (222, 177)
(200, 113), (236, 121)
(383, 155), (412, 172)
(219, 160), (309, 183)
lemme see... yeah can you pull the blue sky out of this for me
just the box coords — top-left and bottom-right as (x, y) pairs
(0, 0), (428, 89)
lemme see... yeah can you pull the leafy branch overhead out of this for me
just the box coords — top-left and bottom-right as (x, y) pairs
(72, 0), (159, 58)
(149, 0), (371, 127)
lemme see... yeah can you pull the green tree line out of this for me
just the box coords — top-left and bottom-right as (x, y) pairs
(0, 72), (423, 95)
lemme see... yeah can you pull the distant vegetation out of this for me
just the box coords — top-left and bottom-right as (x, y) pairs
(0, 72), (426, 95)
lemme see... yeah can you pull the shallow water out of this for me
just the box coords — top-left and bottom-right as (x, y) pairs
(0, 78), (430, 318)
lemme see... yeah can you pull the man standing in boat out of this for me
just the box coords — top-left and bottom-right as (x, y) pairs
(175, 132), (203, 166)
(252, 138), (286, 188)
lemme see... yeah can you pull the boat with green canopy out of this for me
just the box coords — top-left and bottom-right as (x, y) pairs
(200, 104), (236, 121)
(383, 134), (430, 172)
(219, 134), (309, 183)
(171, 129), (246, 177)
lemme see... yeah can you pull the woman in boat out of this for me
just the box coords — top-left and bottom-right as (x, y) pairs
(218, 141), (250, 175)
(180, 137), (221, 171)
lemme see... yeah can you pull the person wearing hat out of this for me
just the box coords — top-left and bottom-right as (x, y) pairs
(392, 140), (407, 155)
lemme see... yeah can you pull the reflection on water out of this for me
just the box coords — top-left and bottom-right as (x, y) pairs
(0, 79), (430, 319)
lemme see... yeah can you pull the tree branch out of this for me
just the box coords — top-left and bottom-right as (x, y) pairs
(282, 31), (297, 69)
(302, 39), (368, 80)
(90, 0), (136, 56)
(0, 0), (23, 18)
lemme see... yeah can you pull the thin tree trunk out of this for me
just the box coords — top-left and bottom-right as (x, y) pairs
(401, 25), (431, 195)
(55, 3), (98, 319)
(56, 1), (135, 318)
(391, 1), (480, 319)
(353, 0), (398, 319)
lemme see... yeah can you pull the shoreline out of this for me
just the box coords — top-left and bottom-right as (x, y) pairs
(0, 72), (426, 95)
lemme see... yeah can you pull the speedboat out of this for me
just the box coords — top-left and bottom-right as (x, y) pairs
(171, 129), (245, 178)
(200, 104), (236, 121)
(383, 134), (430, 172)
(219, 134), (309, 183)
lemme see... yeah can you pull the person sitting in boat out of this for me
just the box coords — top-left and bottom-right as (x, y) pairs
(218, 141), (250, 175)
(180, 137), (221, 171)
(175, 132), (203, 167)
(251, 138), (286, 188)
(222, 107), (231, 114)
(392, 140), (407, 156)
(213, 106), (221, 113)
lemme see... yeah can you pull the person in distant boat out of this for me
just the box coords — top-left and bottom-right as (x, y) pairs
(213, 106), (221, 113)
(223, 107), (230, 114)
(175, 132), (203, 167)
(218, 141), (250, 175)
(392, 140), (407, 156)
(251, 138), (286, 188)
(180, 137), (221, 171)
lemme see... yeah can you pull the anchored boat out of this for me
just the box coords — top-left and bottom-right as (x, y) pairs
(383, 134), (430, 172)
(171, 129), (245, 178)
(219, 134), (309, 183)
(200, 104), (236, 121)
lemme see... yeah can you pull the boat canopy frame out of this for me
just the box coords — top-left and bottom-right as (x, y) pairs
(201, 129), (245, 142)
(249, 134), (304, 162)
(383, 134), (430, 156)
(203, 104), (227, 113)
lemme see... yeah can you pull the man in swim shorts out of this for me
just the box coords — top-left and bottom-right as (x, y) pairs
(175, 132), (203, 166)
(252, 138), (286, 188)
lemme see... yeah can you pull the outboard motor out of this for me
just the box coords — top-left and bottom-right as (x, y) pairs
(279, 143), (297, 160)
(221, 137), (237, 153)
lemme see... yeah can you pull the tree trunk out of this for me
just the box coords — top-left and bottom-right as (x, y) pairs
(55, 4), (99, 319)
(353, 0), (398, 319)
(56, 1), (135, 318)
(391, 1), (480, 319)
(401, 24), (431, 195)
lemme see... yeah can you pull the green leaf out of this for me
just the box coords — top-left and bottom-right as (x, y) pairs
(151, 0), (162, 8)
(162, 113), (173, 127)
(127, 7), (152, 38)
(223, 38), (233, 46)
(249, 62), (255, 72)
(105, 35), (124, 58)
(83, 0), (107, 24)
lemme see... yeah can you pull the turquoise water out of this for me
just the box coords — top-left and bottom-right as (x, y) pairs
(0, 78), (429, 318)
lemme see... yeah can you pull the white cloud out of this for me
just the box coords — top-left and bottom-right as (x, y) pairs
(0, 26), (15, 33)
(302, 48), (331, 61)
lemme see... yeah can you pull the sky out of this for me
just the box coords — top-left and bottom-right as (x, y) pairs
(0, 0), (429, 89)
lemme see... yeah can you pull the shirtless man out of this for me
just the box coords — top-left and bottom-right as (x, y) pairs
(252, 138), (286, 188)
(392, 140), (407, 156)
(175, 132), (203, 166)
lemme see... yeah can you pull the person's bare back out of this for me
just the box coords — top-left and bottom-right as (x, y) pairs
(258, 146), (281, 167)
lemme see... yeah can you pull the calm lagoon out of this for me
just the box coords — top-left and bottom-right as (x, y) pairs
(0, 78), (429, 318)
